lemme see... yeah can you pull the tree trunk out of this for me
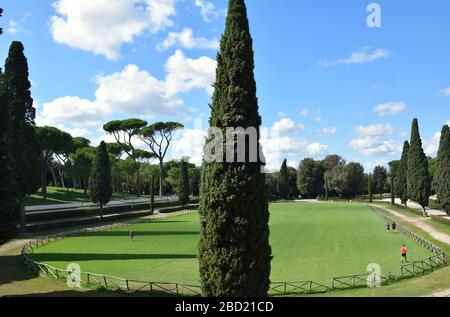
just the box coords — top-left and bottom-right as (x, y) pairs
(50, 166), (58, 187)
(41, 164), (47, 200)
(159, 159), (164, 197)
(126, 175), (129, 196)
(20, 198), (26, 234)
(100, 204), (103, 219)
(136, 168), (141, 197)
(58, 168), (66, 190)
(83, 178), (87, 195)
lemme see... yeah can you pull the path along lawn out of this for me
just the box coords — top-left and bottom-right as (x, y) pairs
(29, 202), (433, 285)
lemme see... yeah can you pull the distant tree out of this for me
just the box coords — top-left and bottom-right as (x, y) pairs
(287, 167), (299, 199)
(345, 162), (366, 197)
(434, 125), (450, 214)
(106, 142), (130, 159)
(368, 173), (373, 203)
(278, 159), (289, 200)
(428, 157), (438, 194)
(89, 142), (112, 218)
(322, 155), (345, 172)
(390, 174), (395, 205)
(118, 157), (139, 195)
(103, 119), (147, 196)
(36, 126), (73, 199)
(324, 175), (329, 201)
(297, 158), (324, 198)
(265, 173), (279, 200)
(407, 119), (431, 216)
(68, 147), (95, 194)
(395, 141), (410, 206)
(178, 160), (190, 206)
(328, 164), (347, 197)
(4, 41), (40, 232)
(189, 167), (201, 197)
(373, 166), (388, 199)
(138, 122), (184, 197)
(150, 174), (155, 213)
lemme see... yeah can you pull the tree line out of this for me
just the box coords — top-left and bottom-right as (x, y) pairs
(0, 29), (197, 243)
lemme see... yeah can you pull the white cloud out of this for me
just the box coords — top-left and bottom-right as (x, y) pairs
(171, 128), (207, 165)
(157, 28), (219, 51)
(272, 118), (304, 132)
(322, 126), (337, 134)
(6, 12), (31, 35)
(37, 51), (216, 137)
(164, 49), (216, 96)
(374, 101), (407, 117)
(277, 112), (288, 119)
(320, 47), (391, 67)
(194, 0), (223, 22)
(300, 108), (309, 116)
(424, 132), (442, 157)
(439, 87), (450, 96)
(350, 124), (400, 156)
(307, 143), (328, 156)
(50, 0), (176, 60)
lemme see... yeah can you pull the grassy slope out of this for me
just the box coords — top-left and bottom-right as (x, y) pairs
(29, 202), (431, 285)
(26, 187), (148, 206)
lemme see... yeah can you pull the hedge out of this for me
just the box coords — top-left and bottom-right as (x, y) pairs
(430, 215), (450, 226)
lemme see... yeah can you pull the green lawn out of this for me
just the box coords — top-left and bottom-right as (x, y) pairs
(29, 202), (433, 286)
(26, 187), (148, 206)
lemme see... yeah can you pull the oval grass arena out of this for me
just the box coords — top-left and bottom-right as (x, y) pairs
(29, 202), (433, 284)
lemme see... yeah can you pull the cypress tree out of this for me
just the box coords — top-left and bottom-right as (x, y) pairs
(433, 125), (450, 200)
(324, 176), (329, 201)
(199, 0), (271, 297)
(89, 141), (112, 218)
(178, 160), (190, 206)
(278, 159), (289, 200)
(435, 125), (450, 215)
(368, 173), (373, 203)
(395, 141), (410, 206)
(0, 19), (20, 243)
(407, 119), (431, 216)
(4, 41), (40, 232)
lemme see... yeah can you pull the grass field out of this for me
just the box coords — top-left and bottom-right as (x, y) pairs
(26, 187), (148, 206)
(29, 202), (433, 286)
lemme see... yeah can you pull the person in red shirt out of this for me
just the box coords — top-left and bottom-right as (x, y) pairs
(401, 244), (407, 262)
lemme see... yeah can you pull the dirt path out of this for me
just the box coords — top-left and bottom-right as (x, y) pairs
(377, 205), (450, 246)
(376, 205), (450, 297)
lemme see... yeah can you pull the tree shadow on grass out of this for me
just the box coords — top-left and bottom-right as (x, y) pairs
(6, 289), (191, 297)
(0, 254), (39, 285)
(80, 230), (199, 237)
(30, 253), (197, 262)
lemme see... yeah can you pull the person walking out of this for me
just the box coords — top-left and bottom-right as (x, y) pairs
(392, 222), (397, 233)
(401, 244), (407, 263)
(130, 230), (135, 241)
(386, 222), (391, 233)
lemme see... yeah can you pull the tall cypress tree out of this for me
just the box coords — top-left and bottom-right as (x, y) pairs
(278, 159), (289, 200)
(433, 125), (449, 200)
(368, 173), (373, 203)
(435, 125), (450, 214)
(4, 41), (40, 232)
(390, 174), (395, 205)
(395, 141), (410, 206)
(407, 119), (431, 216)
(0, 11), (20, 243)
(199, 0), (271, 297)
(89, 141), (112, 218)
(324, 176), (329, 201)
(178, 160), (190, 206)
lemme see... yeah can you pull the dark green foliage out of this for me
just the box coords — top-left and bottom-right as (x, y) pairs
(89, 142), (112, 216)
(434, 125), (450, 214)
(345, 162), (366, 197)
(265, 173), (279, 199)
(395, 141), (409, 205)
(189, 167), (201, 197)
(407, 119), (431, 213)
(287, 167), (299, 199)
(297, 158), (324, 198)
(373, 166), (388, 198)
(321, 155), (345, 172)
(4, 41), (40, 232)
(390, 174), (395, 205)
(278, 159), (289, 200)
(324, 176), (329, 201)
(368, 173), (373, 203)
(0, 54), (20, 243)
(178, 160), (190, 206)
(199, 0), (271, 297)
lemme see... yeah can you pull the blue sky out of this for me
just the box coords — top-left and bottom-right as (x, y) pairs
(1, 0), (449, 171)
